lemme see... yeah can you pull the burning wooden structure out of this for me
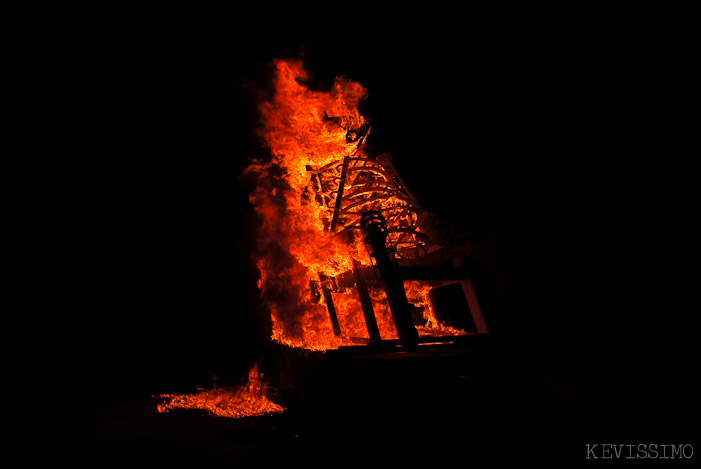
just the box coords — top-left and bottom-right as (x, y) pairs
(247, 58), (495, 355)
(307, 134), (490, 351)
(156, 59), (506, 419)
(245, 58), (506, 409)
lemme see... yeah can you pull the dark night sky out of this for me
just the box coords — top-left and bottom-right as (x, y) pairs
(55, 13), (696, 406)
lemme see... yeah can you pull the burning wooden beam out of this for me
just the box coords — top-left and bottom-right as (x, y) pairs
(361, 210), (419, 350)
(353, 258), (382, 346)
(318, 273), (342, 337)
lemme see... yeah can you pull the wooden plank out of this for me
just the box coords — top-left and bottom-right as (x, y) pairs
(398, 265), (468, 281)
(460, 278), (489, 334)
(334, 333), (494, 355)
(353, 259), (382, 345)
(318, 273), (342, 337)
(329, 156), (350, 232)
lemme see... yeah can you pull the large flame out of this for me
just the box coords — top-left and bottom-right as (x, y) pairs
(247, 58), (464, 351)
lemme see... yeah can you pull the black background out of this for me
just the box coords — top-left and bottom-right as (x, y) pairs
(50, 9), (697, 446)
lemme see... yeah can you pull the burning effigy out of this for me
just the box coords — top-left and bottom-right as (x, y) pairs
(247, 58), (486, 352)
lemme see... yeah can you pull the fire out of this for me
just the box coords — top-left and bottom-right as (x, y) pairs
(247, 58), (466, 351)
(156, 363), (285, 418)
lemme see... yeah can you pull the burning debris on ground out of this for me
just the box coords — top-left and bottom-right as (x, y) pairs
(155, 362), (285, 418)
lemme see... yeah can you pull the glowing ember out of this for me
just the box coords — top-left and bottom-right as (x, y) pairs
(156, 363), (285, 418)
(246, 58), (466, 351)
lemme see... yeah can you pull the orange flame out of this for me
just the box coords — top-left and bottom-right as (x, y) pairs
(247, 58), (465, 351)
(156, 363), (285, 418)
